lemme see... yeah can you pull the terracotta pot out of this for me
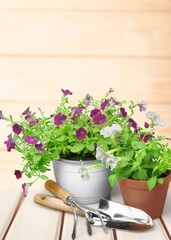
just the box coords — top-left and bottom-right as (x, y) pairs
(118, 171), (171, 219)
(53, 159), (111, 204)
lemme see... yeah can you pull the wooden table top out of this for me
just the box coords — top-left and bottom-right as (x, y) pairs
(0, 154), (171, 240)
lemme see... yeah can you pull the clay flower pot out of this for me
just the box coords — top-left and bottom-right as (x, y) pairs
(118, 171), (171, 219)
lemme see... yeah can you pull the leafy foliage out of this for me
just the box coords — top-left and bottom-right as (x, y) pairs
(1, 88), (171, 192)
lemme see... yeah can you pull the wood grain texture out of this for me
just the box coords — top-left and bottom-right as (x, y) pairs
(0, 191), (22, 240)
(0, 12), (171, 56)
(0, 0), (171, 10)
(162, 190), (171, 237)
(5, 188), (62, 240)
(0, 57), (171, 103)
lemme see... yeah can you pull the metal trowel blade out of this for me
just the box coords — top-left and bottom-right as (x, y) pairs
(91, 199), (153, 231)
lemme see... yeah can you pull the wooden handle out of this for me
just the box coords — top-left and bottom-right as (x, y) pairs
(45, 179), (71, 204)
(34, 194), (84, 217)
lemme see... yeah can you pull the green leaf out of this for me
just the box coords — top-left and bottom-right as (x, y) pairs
(40, 175), (49, 180)
(157, 178), (164, 184)
(71, 143), (85, 153)
(135, 150), (146, 161)
(93, 128), (100, 133)
(119, 160), (129, 168)
(39, 165), (47, 173)
(86, 143), (94, 151)
(57, 136), (65, 141)
(147, 176), (157, 191)
(131, 161), (140, 171)
(125, 149), (134, 159)
(132, 172), (139, 180)
(33, 155), (42, 163)
(137, 169), (148, 180)
(52, 150), (60, 159)
(121, 168), (132, 178)
(108, 174), (117, 187)
(131, 141), (145, 150)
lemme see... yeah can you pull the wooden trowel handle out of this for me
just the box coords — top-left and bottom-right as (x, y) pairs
(34, 194), (84, 217)
(45, 179), (71, 204)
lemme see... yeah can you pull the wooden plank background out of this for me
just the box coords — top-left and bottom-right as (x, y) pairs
(0, 1), (171, 150)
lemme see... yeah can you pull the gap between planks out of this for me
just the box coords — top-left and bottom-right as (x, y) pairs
(0, 54), (171, 59)
(0, 8), (171, 13)
(58, 212), (65, 240)
(2, 193), (24, 240)
(160, 217), (171, 240)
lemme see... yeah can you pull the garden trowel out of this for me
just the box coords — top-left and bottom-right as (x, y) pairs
(34, 180), (153, 233)
(90, 198), (153, 231)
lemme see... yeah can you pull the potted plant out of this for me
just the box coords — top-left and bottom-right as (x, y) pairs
(95, 100), (171, 219)
(1, 89), (171, 208)
(0, 88), (120, 204)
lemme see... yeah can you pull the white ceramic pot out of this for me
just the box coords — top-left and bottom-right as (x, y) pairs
(53, 159), (111, 204)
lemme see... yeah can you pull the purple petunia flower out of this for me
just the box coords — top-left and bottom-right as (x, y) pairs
(22, 107), (31, 120)
(54, 113), (67, 126)
(90, 108), (101, 118)
(109, 97), (120, 107)
(71, 114), (77, 121)
(29, 119), (38, 126)
(120, 108), (127, 118)
(61, 89), (73, 97)
(14, 170), (23, 179)
(138, 101), (147, 112)
(24, 136), (38, 145)
(35, 143), (45, 152)
(0, 110), (7, 120)
(144, 122), (150, 128)
(84, 94), (92, 106)
(92, 113), (106, 125)
(144, 134), (152, 143)
(22, 183), (28, 197)
(22, 107), (30, 116)
(101, 99), (108, 110)
(139, 134), (144, 141)
(12, 123), (23, 135)
(128, 118), (138, 130)
(139, 134), (152, 143)
(108, 88), (114, 94)
(72, 106), (85, 115)
(22, 107), (36, 121)
(4, 134), (16, 152)
(76, 127), (88, 140)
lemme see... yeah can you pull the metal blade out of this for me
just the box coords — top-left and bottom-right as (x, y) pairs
(90, 199), (153, 231)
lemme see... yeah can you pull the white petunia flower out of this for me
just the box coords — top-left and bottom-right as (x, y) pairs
(78, 161), (90, 181)
(95, 146), (107, 163)
(100, 124), (122, 138)
(146, 111), (166, 127)
(96, 146), (118, 170)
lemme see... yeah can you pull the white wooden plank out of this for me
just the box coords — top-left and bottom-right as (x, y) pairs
(161, 189), (171, 234)
(115, 220), (169, 240)
(0, 12), (171, 56)
(0, 190), (22, 239)
(0, 0), (171, 10)
(0, 151), (24, 239)
(110, 184), (170, 240)
(0, 57), (171, 103)
(5, 180), (62, 240)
